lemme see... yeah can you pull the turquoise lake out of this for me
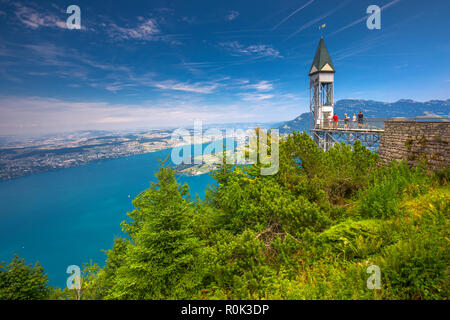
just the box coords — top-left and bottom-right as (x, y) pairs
(0, 146), (214, 288)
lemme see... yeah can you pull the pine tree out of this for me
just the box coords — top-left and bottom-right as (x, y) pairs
(210, 138), (233, 185)
(0, 254), (50, 300)
(110, 163), (204, 299)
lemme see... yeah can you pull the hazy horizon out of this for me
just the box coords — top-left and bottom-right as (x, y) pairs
(0, 0), (449, 135)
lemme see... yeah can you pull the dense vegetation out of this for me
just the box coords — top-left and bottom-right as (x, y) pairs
(0, 255), (50, 299)
(1, 132), (448, 300)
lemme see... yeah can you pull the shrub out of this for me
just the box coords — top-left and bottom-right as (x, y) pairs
(203, 230), (276, 299)
(432, 167), (450, 185)
(357, 162), (429, 218)
(377, 235), (449, 299)
(0, 255), (50, 300)
(317, 219), (391, 260)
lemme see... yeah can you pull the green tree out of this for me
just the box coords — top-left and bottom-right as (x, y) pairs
(109, 164), (204, 299)
(0, 254), (50, 300)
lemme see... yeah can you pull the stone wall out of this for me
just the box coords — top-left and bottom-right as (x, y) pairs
(378, 121), (449, 169)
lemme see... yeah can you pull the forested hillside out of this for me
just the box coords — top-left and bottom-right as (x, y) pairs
(1, 131), (449, 300)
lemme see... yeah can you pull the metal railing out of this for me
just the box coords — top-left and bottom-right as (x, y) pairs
(315, 119), (384, 131)
(313, 115), (449, 131)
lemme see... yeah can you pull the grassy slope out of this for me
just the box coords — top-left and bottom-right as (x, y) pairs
(266, 185), (449, 300)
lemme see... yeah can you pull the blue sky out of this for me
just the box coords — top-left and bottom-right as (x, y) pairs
(0, 0), (449, 134)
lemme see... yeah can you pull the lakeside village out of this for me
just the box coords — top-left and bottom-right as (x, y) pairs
(0, 124), (271, 180)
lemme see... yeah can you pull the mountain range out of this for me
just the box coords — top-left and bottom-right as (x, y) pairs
(279, 99), (450, 134)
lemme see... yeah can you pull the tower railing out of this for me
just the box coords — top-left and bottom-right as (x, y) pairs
(313, 116), (449, 132)
(314, 119), (385, 131)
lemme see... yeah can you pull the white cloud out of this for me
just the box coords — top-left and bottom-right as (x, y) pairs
(107, 19), (161, 41)
(241, 93), (274, 102)
(328, 0), (402, 37)
(234, 79), (250, 85)
(227, 10), (240, 21)
(151, 80), (219, 94)
(104, 83), (136, 92)
(0, 95), (283, 135)
(11, 2), (169, 41)
(285, 0), (351, 40)
(272, 0), (315, 30)
(220, 41), (281, 58)
(181, 16), (196, 23)
(243, 80), (273, 92)
(14, 3), (66, 30)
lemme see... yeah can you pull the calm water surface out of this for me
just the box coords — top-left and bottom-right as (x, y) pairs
(0, 146), (214, 288)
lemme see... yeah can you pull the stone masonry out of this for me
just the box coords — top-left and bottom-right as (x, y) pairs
(378, 121), (449, 169)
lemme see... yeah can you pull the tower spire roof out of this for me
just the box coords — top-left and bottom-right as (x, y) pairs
(309, 37), (335, 76)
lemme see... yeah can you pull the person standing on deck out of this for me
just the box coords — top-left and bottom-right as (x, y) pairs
(358, 111), (364, 128)
(332, 113), (339, 129)
(352, 113), (357, 128)
(344, 114), (349, 129)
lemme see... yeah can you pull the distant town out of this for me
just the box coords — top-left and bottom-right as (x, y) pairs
(0, 129), (178, 180)
(0, 125), (261, 181)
